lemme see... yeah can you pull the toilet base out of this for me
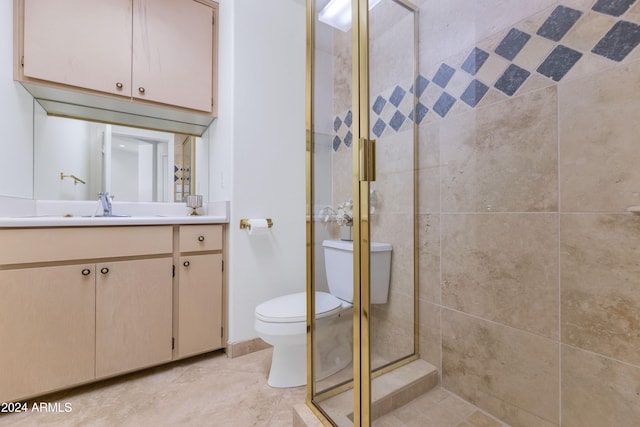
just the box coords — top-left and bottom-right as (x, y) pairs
(255, 293), (354, 388)
(264, 311), (352, 388)
(268, 343), (306, 388)
(267, 342), (352, 388)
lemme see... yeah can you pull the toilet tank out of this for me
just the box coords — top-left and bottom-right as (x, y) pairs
(322, 240), (392, 304)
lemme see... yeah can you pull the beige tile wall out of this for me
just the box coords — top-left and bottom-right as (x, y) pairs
(323, 1), (640, 426)
(439, 86), (559, 213)
(441, 309), (560, 427)
(426, 2), (640, 426)
(441, 213), (559, 339)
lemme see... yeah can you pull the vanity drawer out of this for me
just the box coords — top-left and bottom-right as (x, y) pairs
(179, 225), (222, 253)
(0, 226), (173, 265)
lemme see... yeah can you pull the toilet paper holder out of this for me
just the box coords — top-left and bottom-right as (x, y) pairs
(240, 218), (273, 230)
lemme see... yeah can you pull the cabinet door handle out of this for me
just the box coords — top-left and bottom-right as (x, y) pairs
(115, 82), (123, 89)
(81, 268), (91, 276)
(183, 261), (190, 267)
(198, 235), (205, 242)
(138, 87), (145, 94)
(100, 267), (109, 275)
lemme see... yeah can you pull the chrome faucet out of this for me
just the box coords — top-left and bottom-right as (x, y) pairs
(98, 192), (113, 216)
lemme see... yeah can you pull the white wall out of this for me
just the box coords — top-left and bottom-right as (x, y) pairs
(213, 0), (307, 343)
(0, 0), (33, 198)
(137, 143), (153, 201)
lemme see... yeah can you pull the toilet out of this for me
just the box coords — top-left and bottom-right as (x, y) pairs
(254, 239), (392, 388)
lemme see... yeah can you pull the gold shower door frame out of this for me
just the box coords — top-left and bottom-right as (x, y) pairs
(306, 0), (419, 425)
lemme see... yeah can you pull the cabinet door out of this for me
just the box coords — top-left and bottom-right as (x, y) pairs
(0, 265), (95, 402)
(132, 0), (213, 112)
(23, 0), (132, 97)
(96, 257), (172, 378)
(178, 253), (223, 358)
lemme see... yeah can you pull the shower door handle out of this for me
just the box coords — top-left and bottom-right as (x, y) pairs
(359, 138), (376, 182)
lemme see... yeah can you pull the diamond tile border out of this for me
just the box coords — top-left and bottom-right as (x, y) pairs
(591, 20), (640, 61)
(462, 48), (490, 75)
(495, 28), (532, 60)
(433, 64), (456, 88)
(495, 64), (531, 95)
(461, 79), (490, 107)
(536, 6), (583, 42)
(537, 45), (583, 81)
(592, 0), (637, 17)
(330, 1), (640, 151)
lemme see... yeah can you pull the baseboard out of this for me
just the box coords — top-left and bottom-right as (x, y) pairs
(226, 337), (272, 358)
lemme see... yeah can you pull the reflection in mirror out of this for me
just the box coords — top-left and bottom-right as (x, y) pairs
(33, 103), (201, 202)
(108, 126), (173, 202)
(174, 134), (194, 202)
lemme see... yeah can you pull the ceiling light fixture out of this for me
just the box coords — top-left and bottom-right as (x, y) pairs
(318, 0), (383, 32)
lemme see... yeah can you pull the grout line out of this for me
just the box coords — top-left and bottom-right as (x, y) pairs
(439, 211), (635, 215)
(440, 305), (559, 343)
(557, 71), (563, 427)
(445, 384), (554, 426)
(438, 120), (443, 385)
(562, 342), (640, 371)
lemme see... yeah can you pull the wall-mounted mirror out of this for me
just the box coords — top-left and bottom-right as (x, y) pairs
(33, 102), (205, 202)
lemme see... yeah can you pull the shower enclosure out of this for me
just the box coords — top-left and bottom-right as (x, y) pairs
(307, 0), (640, 425)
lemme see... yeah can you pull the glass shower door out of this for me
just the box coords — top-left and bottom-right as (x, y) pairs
(367, 0), (419, 371)
(307, 0), (418, 425)
(307, 0), (356, 423)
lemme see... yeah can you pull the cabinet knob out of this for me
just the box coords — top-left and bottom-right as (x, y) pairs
(115, 82), (123, 89)
(138, 87), (146, 94)
(183, 261), (190, 267)
(198, 235), (205, 242)
(100, 267), (110, 275)
(81, 268), (91, 276)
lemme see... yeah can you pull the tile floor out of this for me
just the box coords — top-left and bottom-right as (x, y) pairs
(0, 348), (508, 427)
(372, 387), (508, 427)
(0, 348), (304, 427)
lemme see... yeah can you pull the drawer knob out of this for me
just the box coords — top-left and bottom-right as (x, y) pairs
(100, 267), (109, 275)
(81, 268), (91, 276)
(115, 82), (123, 89)
(183, 261), (190, 267)
(138, 87), (146, 94)
(198, 235), (205, 242)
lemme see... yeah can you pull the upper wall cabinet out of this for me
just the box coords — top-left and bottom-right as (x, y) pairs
(132, 0), (213, 112)
(22, 0), (133, 100)
(14, 0), (219, 135)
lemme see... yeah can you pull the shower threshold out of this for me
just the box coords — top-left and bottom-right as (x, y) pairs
(294, 359), (439, 425)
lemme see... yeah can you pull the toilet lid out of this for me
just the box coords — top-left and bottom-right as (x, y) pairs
(255, 292), (343, 323)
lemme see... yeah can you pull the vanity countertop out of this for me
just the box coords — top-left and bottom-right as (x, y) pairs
(0, 199), (230, 228)
(0, 215), (228, 228)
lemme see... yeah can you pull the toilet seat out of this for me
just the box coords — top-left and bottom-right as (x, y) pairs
(255, 291), (343, 323)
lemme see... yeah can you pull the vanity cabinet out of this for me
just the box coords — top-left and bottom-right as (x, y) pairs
(176, 225), (224, 358)
(0, 226), (174, 402)
(15, 0), (219, 132)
